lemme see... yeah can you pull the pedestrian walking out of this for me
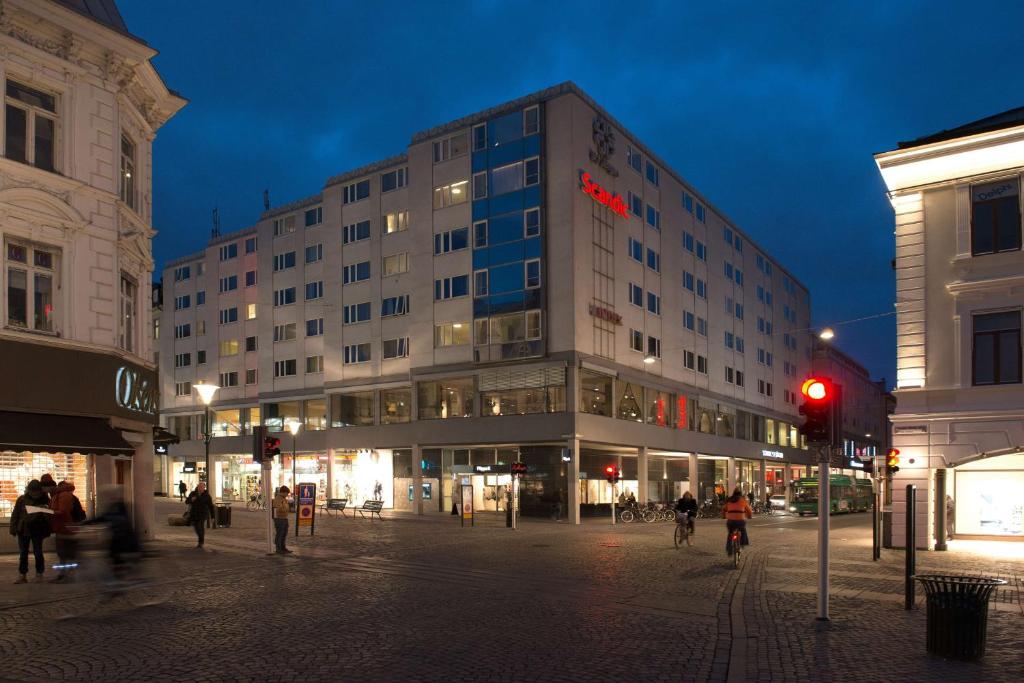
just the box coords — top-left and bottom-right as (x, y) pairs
(946, 495), (955, 539)
(49, 480), (85, 581)
(178, 480), (187, 502)
(9, 480), (52, 584)
(185, 483), (215, 549)
(273, 486), (291, 554)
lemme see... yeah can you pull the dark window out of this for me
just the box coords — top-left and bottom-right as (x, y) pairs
(973, 310), (1021, 385)
(971, 180), (1021, 256)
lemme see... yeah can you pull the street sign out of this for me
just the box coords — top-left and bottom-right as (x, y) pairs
(460, 483), (474, 527)
(296, 482), (316, 535)
(510, 462), (527, 475)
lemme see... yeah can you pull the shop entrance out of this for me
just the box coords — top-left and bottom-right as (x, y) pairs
(472, 473), (511, 512)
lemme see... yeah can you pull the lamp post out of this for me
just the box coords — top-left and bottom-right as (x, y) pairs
(194, 382), (220, 488)
(287, 419), (300, 537)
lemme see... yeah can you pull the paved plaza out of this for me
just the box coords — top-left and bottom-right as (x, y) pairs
(1, 501), (1022, 682)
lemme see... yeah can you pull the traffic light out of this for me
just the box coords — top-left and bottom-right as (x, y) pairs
(604, 465), (621, 484)
(798, 377), (834, 444)
(264, 435), (281, 460)
(886, 449), (900, 475)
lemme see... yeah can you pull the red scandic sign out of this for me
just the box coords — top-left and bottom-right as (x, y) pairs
(588, 303), (622, 325)
(580, 170), (629, 218)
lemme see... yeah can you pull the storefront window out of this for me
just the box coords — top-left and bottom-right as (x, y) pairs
(380, 388), (412, 424)
(579, 370), (613, 416)
(717, 407), (735, 438)
(765, 418), (777, 445)
(645, 388), (671, 427)
(331, 392), (374, 427)
(675, 394), (689, 430)
(616, 382), (643, 422)
(304, 398), (327, 430)
(264, 401), (300, 432)
(169, 414), (194, 441)
(482, 385), (565, 416)
(211, 409), (242, 437)
(0, 451), (88, 518)
(735, 410), (750, 440)
(418, 378), (474, 419)
(696, 404), (716, 434)
(790, 425), (799, 447)
(778, 422), (790, 447)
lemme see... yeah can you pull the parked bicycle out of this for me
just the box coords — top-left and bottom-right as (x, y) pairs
(246, 492), (266, 511)
(619, 502), (655, 523)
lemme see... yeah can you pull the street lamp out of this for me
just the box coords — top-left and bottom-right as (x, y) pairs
(194, 381), (219, 491)
(642, 355), (657, 364)
(819, 327), (835, 341)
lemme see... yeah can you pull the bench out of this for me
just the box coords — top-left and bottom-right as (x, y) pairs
(321, 498), (348, 517)
(357, 500), (384, 520)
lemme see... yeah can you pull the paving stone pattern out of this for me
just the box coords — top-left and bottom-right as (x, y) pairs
(0, 502), (1021, 682)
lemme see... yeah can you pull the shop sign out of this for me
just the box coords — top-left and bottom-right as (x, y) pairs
(511, 462), (528, 475)
(183, 461), (197, 473)
(115, 366), (157, 415)
(588, 303), (622, 325)
(296, 482), (316, 534)
(762, 449), (784, 459)
(580, 170), (629, 218)
(474, 465), (493, 473)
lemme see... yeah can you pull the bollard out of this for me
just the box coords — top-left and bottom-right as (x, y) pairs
(905, 484), (916, 610)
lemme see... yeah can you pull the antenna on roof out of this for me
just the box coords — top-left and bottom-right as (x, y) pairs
(211, 207), (220, 239)
(263, 189), (270, 212)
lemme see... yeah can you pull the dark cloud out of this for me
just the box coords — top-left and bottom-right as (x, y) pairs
(120, 0), (1024, 386)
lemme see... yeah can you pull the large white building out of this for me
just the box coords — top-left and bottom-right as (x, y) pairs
(160, 83), (819, 522)
(0, 0), (184, 542)
(876, 107), (1024, 548)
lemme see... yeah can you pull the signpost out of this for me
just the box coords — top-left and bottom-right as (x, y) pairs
(510, 462), (527, 530)
(296, 482), (316, 536)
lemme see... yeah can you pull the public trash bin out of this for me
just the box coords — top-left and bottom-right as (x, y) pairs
(914, 574), (1006, 661)
(215, 504), (232, 528)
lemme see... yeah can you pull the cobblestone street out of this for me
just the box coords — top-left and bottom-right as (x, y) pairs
(1, 502), (1022, 682)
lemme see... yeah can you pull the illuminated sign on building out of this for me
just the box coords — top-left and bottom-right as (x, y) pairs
(761, 449), (784, 459)
(580, 170), (629, 218)
(115, 366), (157, 415)
(588, 303), (622, 325)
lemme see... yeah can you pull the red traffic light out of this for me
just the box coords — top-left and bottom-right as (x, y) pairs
(800, 377), (832, 402)
(886, 449), (900, 467)
(605, 466), (615, 475)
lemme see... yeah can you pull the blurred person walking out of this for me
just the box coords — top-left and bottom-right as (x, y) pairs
(185, 483), (216, 549)
(8, 480), (52, 583)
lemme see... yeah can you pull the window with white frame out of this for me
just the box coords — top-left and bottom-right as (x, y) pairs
(432, 132), (469, 163)
(245, 270), (257, 287)
(434, 322), (470, 347)
(433, 180), (469, 209)
(175, 381), (192, 397)
(273, 252), (295, 272)
(381, 167), (408, 192)
(120, 134), (136, 209)
(245, 236), (257, 253)
(246, 303), (257, 320)
(474, 220), (488, 248)
(5, 80), (57, 171)
(219, 275), (237, 292)
(274, 359), (297, 377)
(472, 124), (486, 151)
(434, 275), (469, 300)
(647, 335), (661, 358)
(5, 240), (59, 332)
(383, 211), (409, 234)
(343, 261), (370, 284)
(629, 282), (643, 307)
(173, 265), (190, 282)
(305, 355), (324, 374)
(343, 302), (371, 325)
(646, 292), (660, 315)
(474, 269), (488, 297)
(174, 352), (191, 368)
(219, 307), (238, 324)
(343, 220), (371, 244)
(342, 180), (370, 204)
(524, 208), (541, 238)
(434, 227), (469, 255)
(683, 350), (695, 370)
(305, 281), (323, 301)
(245, 369), (258, 385)
(523, 106), (540, 135)
(219, 339), (239, 356)
(697, 355), (708, 374)
(382, 252), (409, 276)
(273, 216), (296, 237)
(629, 328), (643, 352)
(525, 259), (541, 289)
(174, 323), (191, 339)
(304, 207), (322, 227)
(381, 295), (409, 317)
(382, 337), (409, 359)
(119, 274), (137, 353)
(219, 371), (239, 388)
(473, 171), (488, 200)
(219, 243), (238, 261)
(305, 244), (323, 264)
(628, 237), (643, 263)
(245, 335), (258, 352)
(274, 323), (296, 342)
(273, 287), (296, 306)
(343, 343), (371, 364)
(305, 318), (323, 337)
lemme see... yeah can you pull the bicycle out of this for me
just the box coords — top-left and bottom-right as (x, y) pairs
(673, 513), (694, 548)
(619, 502), (655, 523)
(728, 527), (742, 568)
(246, 492), (266, 511)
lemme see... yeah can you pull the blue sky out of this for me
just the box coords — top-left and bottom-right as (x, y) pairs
(120, 0), (1024, 387)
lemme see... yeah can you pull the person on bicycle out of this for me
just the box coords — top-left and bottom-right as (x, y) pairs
(84, 486), (139, 576)
(675, 491), (698, 533)
(723, 487), (752, 555)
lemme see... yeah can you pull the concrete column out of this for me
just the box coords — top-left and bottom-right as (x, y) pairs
(412, 443), (423, 515)
(566, 437), (581, 525)
(688, 454), (699, 498)
(326, 448), (335, 499)
(637, 446), (648, 503)
(726, 457), (736, 497)
(131, 430), (156, 541)
(758, 459), (767, 501)
(207, 453), (220, 502)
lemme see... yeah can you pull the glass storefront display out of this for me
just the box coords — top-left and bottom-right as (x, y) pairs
(212, 409), (243, 437)
(695, 403), (716, 434)
(217, 455), (261, 502)
(645, 389), (671, 427)
(646, 456), (690, 503)
(379, 389), (411, 424)
(277, 454), (328, 504)
(333, 450), (394, 508)
(304, 398), (327, 430)
(697, 458), (728, 502)
(332, 392), (374, 427)
(765, 418), (777, 445)
(481, 384), (565, 416)
(0, 450), (88, 518)
(717, 406), (735, 438)
(579, 370), (613, 416)
(616, 382), (643, 422)
(954, 454), (1024, 537)
(418, 378), (474, 419)
(264, 401), (300, 431)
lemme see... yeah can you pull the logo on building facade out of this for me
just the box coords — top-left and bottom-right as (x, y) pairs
(589, 117), (618, 176)
(588, 303), (622, 325)
(580, 171), (629, 219)
(761, 449), (784, 459)
(115, 366), (157, 415)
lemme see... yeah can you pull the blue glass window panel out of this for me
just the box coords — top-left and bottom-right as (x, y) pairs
(489, 190), (523, 217)
(488, 291), (525, 314)
(472, 152), (489, 173)
(472, 201), (489, 222)
(451, 275), (469, 297)
(489, 263), (523, 294)
(451, 227), (469, 251)
(523, 135), (540, 157)
(523, 185), (541, 207)
(524, 237), (541, 259)
(488, 111), (522, 147)
(487, 142), (524, 168)
(524, 288), (542, 309)
(473, 298), (490, 318)
(489, 212), (524, 245)
(487, 241), (526, 267)
(473, 249), (488, 270)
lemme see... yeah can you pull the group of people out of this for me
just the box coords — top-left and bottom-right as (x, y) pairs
(675, 487), (753, 555)
(178, 480), (293, 555)
(7, 474), (90, 584)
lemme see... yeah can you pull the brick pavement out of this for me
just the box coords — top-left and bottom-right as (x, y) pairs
(0, 503), (1020, 681)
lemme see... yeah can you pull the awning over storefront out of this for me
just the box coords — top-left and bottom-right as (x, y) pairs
(153, 425), (180, 446)
(0, 411), (135, 456)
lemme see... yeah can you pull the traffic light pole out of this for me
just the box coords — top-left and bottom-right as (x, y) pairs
(816, 444), (830, 621)
(611, 481), (616, 525)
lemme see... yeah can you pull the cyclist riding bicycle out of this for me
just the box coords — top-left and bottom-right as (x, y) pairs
(675, 491), (698, 533)
(722, 487), (752, 555)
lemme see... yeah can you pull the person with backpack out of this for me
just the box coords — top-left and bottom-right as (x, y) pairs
(8, 480), (52, 583)
(49, 480), (85, 582)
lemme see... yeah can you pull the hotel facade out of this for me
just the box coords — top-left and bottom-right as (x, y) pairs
(876, 107), (1024, 547)
(160, 83), (824, 522)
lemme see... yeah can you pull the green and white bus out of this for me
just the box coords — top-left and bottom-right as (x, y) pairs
(790, 476), (872, 515)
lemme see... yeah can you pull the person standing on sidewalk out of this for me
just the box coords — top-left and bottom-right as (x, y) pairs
(178, 480), (187, 502)
(185, 483), (215, 549)
(273, 486), (291, 554)
(9, 480), (52, 583)
(49, 480), (83, 581)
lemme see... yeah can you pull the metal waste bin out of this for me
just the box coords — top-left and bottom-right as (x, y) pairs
(215, 504), (232, 528)
(914, 574), (1006, 661)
